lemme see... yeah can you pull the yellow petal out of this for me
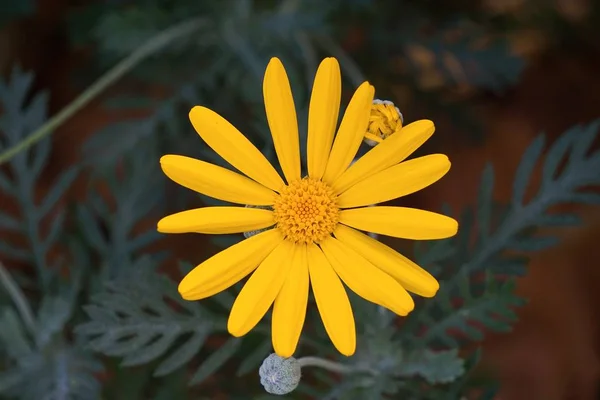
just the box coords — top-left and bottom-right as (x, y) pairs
(189, 106), (285, 191)
(157, 206), (274, 234)
(263, 58), (301, 184)
(272, 244), (309, 357)
(322, 82), (375, 184)
(332, 120), (435, 194)
(337, 154), (451, 208)
(334, 225), (439, 297)
(307, 243), (355, 356)
(339, 206), (458, 240)
(320, 236), (414, 316)
(179, 229), (283, 300)
(307, 58), (341, 179)
(227, 240), (294, 337)
(160, 155), (276, 206)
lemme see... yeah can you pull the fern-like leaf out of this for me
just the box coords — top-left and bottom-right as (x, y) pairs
(405, 121), (600, 349)
(397, 349), (465, 385)
(76, 144), (164, 278)
(0, 67), (78, 288)
(75, 259), (242, 386)
(0, 295), (102, 400)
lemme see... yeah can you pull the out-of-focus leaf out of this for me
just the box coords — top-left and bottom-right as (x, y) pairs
(189, 337), (242, 386)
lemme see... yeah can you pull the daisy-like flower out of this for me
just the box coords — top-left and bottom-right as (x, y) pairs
(158, 57), (458, 358)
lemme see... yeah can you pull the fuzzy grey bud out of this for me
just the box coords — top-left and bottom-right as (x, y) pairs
(259, 353), (301, 395)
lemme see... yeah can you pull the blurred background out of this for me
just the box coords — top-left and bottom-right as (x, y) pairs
(1, 0), (600, 399)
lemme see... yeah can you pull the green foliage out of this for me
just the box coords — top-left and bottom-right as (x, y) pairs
(75, 142), (164, 279)
(2, 0), (600, 399)
(0, 298), (102, 400)
(69, 0), (524, 158)
(0, 68), (102, 400)
(398, 349), (465, 385)
(75, 259), (242, 387)
(402, 121), (600, 351)
(409, 274), (524, 348)
(307, 305), (466, 399)
(0, 67), (78, 288)
(0, 265), (102, 400)
(92, 6), (198, 58)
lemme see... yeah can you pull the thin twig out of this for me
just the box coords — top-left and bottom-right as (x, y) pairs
(0, 17), (208, 165)
(297, 356), (378, 376)
(0, 261), (36, 335)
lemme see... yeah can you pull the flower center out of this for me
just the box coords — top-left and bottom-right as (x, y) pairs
(273, 177), (339, 244)
(364, 99), (404, 146)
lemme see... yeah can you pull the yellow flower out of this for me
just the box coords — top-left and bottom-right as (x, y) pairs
(157, 57), (458, 358)
(364, 99), (404, 146)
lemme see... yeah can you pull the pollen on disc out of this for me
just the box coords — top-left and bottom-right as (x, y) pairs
(273, 177), (339, 244)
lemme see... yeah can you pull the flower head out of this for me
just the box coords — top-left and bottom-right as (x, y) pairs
(157, 57), (458, 358)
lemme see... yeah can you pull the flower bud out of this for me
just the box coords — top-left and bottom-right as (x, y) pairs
(364, 99), (404, 146)
(259, 353), (301, 395)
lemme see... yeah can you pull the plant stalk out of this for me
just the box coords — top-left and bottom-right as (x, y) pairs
(0, 17), (208, 165)
(0, 262), (36, 335)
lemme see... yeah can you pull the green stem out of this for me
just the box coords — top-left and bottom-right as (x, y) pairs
(0, 17), (208, 165)
(0, 262), (36, 335)
(297, 356), (378, 375)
